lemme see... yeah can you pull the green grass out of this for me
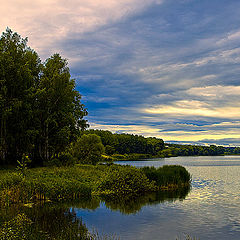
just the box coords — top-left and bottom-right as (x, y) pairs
(142, 165), (191, 189)
(0, 164), (191, 205)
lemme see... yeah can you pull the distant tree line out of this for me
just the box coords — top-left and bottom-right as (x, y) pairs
(159, 144), (240, 158)
(83, 129), (165, 157)
(81, 129), (240, 160)
(0, 28), (88, 166)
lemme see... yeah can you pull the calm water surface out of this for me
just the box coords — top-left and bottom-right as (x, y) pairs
(1, 156), (240, 239)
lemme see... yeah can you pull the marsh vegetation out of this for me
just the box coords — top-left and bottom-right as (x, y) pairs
(0, 164), (191, 206)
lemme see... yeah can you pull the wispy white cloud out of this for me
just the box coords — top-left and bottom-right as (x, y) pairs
(0, 0), (163, 58)
(143, 103), (240, 119)
(186, 85), (240, 98)
(142, 84), (240, 119)
(217, 30), (240, 46)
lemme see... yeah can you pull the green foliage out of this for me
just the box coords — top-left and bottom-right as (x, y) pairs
(97, 165), (156, 196)
(16, 154), (31, 176)
(0, 171), (22, 191)
(71, 134), (105, 165)
(142, 165), (191, 188)
(162, 144), (240, 157)
(36, 54), (88, 163)
(0, 166), (97, 205)
(46, 152), (76, 167)
(0, 28), (41, 165)
(0, 28), (88, 166)
(84, 129), (164, 156)
(85, 129), (239, 159)
(105, 145), (115, 155)
(0, 164), (174, 205)
(111, 153), (150, 161)
(157, 147), (179, 158)
(0, 163), (191, 205)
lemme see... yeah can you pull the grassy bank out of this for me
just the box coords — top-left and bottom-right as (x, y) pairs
(0, 164), (191, 205)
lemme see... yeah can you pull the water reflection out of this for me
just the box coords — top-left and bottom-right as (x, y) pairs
(0, 203), (90, 239)
(101, 186), (190, 214)
(57, 186), (190, 215)
(67, 186), (190, 215)
(0, 187), (190, 238)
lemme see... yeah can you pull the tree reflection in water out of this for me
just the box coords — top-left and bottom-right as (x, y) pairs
(101, 186), (190, 214)
(0, 187), (190, 239)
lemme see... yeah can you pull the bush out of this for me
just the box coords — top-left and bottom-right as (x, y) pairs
(44, 158), (63, 167)
(105, 145), (115, 155)
(44, 153), (76, 167)
(141, 165), (191, 188)
(71, 134), (105, 165)
(97, 165), (156, 196)
(57, 152), (76, 166)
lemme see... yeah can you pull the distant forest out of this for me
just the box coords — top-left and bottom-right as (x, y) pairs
(164, 143), (240, 158)
(84, 129), (164, 158)
(83, 129), (240, 159)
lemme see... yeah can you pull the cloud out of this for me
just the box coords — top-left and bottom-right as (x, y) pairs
(186, 85), (240, 97)
(217, 30), (240, 46)
(0, 0), (163, 59)
(143, 101), (240, 119)
(65, 1), (240, 147)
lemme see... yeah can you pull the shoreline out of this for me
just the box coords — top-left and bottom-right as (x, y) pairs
(113, 153), (240, 161)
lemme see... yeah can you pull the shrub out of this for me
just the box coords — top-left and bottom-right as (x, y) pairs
(16, 154), (32, 176)
(44, 153), (76, 167)
(142, 165), (191, 188)
(105, 145), (115, 155)
(71, 134), (105, 165)
(57, 152), (76, 166)
(44, 158), (62, 167)
(97, 165), (156, 196)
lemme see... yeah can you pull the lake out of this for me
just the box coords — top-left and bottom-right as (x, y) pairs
(1, 155), (240, 239)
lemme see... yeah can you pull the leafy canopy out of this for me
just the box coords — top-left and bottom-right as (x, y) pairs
(0, 28), (88, 166)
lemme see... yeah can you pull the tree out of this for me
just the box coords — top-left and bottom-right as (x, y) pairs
(71, 134), (104, 165)
(0, 28), (41, 164)
(0, 28), (88, 166)
(36, 54), (88, 163)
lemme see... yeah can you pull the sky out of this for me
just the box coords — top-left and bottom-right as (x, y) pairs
(1, 0), (240, 146)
